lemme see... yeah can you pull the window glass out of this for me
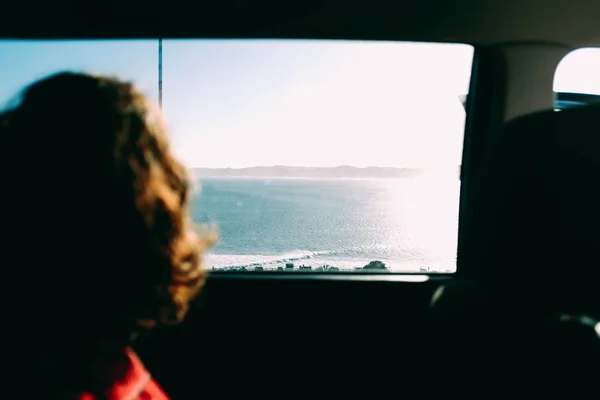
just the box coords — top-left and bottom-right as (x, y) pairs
(0, 39), (473, 273)
(163, 40), (473, 273)
(0, 40), (158, 106)
(554, 48), (600, 109)
(554, 47), (600, 95)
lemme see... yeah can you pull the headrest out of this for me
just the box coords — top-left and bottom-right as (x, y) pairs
(460, 104), (600, 311)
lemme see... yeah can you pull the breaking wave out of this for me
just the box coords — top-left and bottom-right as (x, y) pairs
(206, 245), (454, 272)
(207, 249), (343, 269)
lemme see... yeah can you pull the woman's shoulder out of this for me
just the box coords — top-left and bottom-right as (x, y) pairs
(77, 348), (169, 400)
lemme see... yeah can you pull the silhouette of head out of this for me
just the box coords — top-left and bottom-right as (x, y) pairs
(1, 72), (214, 349)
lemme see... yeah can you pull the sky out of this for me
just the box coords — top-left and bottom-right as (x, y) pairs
(0, 40), (598, 168)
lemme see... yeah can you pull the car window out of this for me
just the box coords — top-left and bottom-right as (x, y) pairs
(163, 40), (473, 273)
(0, 40), (158, 105)
(0, 39), (473, 274)
(554, 47), (600, 109)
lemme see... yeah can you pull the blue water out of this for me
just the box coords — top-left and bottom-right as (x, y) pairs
(191, 176), (460, 272)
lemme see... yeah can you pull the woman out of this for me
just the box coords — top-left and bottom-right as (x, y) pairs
(1, 72), (214, 399)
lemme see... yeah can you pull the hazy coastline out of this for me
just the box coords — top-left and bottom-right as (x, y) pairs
(193, 165), (427, 179)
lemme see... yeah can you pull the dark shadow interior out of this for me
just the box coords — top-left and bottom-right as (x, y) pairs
(135, 276), (442, 398)
(3, 0), (600, 398)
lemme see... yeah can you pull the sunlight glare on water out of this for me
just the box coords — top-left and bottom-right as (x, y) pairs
(196, 174), (460, 273)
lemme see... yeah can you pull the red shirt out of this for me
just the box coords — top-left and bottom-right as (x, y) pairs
(77, 348), (169, 400)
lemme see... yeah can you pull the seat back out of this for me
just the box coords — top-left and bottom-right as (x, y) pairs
(461, 104), (600, 309)
(429, 105), (600, 394)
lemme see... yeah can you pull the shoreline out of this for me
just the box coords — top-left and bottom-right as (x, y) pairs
(210, 264), (455, 273)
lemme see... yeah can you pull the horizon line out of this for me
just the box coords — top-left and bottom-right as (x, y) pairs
(190, 165), (461, 169)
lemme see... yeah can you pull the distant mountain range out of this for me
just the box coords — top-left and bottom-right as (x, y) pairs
(192, 166), (429, 179)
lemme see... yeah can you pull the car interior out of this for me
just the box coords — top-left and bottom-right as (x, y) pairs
(3, 0), (600, 398)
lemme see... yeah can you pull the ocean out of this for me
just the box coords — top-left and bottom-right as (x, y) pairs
(191, 175), (460, 273)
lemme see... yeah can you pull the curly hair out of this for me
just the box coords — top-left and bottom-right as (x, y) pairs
(1, 72), (214, 356)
